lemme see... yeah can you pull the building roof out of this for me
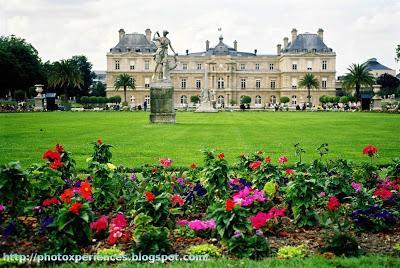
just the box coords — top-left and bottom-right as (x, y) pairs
(110, 33), (156, 53)
(396, 73), (400, 80)
(188, 35), (256, 57)
(363, 58), (392, 71)
(283, 33), (333, 53)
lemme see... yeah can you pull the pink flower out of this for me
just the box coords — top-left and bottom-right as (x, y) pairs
(351, 182), (362, 192)
(187, 219), (215, 231)
(249, 161), (262, 170)
(233, 187), (266, 206)
(177, 219), (189, 226)
(319, 192), (326, 197)
(160, 158), (173, 167)
(278, 156), (288, 164)
(111, 213), (127, 228)
(0, 205), (5, 212)
(285, 168), (294, 175)
(249, 212), (269, 229)
(90, 215), (108, 234)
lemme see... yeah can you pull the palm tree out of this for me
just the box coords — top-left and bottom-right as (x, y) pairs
(298, 73), (319, 109)
(113, 73), (135, 103)
(342, 63), (375, 100)
(48, 59), (83, 100)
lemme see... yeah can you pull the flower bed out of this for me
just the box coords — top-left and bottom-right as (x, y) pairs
(0, 141), (399, 263)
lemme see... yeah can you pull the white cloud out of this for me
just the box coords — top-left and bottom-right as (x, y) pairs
(0, 0), (399, 75)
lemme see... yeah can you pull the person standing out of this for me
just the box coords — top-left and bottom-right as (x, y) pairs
(143, 100), (148, 111)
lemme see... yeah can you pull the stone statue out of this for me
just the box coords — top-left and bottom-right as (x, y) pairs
(152, 30), (177, 81)
(200, 87), (211, 103)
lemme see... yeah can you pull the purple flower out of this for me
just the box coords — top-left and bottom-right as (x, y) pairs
(351, 182), (362, 192)
(233, 230), (243, 238)
(256, 229), (264, 237)
(130, 174), (137, 181)
(176, 177), (185, 186)
(319, 192), (326, 197)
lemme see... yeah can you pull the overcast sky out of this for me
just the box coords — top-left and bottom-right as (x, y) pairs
(1, 0), (399, 76)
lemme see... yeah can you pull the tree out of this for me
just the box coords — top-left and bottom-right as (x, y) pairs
(377, 73), (400, 97)
(70, 55), (96, 98)
(91, 81), (107, 97)
(342, 63), (375, 100)
(240, 95), (251, 104)
(190, 95), (200, 104)
(279, 96), (290, 104)
(0, 35), (45, 98)
(396, 45), (400, 62)
(298, 73), (319, 109)
(113, 73), (135, 103)
(48, 59), (83, 100)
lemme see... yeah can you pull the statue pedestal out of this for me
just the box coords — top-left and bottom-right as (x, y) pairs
(149, 81), (176, 124)
(195, 101), (218, 113)
(34, 96), (44, 111)
(372, 95), (382, 111)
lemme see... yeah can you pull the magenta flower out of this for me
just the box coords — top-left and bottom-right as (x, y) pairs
(233, 187), (266, 206)
(278, 156), (288, 164)
(351, 182), (362, 192)
(177, 219), (189, 226)
(0, 205), (5, 212)
(160, 158), (173, 167)
(187, 219), (216, 231)
(319, 192), (326, 197)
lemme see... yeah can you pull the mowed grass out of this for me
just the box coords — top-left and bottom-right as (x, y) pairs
(0, 111), (399, 169)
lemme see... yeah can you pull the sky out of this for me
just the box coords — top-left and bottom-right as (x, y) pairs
(1, 0), (399, 76)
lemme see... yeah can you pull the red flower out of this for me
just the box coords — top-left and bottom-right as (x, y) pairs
(69, 202), (82, 215)
(42, 197), (59, 207)
(190, 163), (197, 169)
(327, 196), (341, 211)
(97, 139), (102, 144)
(362, 145), (378, 157)
(160, 158), (173, 167)
(171, 194), (184, 206)
(218, 153), (225, 160)
(50, 159), (63, 170)
(60, 188), (74, 203)
(145, 192), (156, 202)
(43, 150), (61, 162)
(150, 167), (158, 173)
(111, 213), (127, 228)
(225, 199), (235, 211)
(248, 212), (268, 229)
(249, 161), (262, 170)
(285, 168), (295, 175)
(80, 181), (92, 199)
(374, 188), (392, 200)
(278, 156), (288, 164)
(55, 144), (64, 153)
(265, 156), (271, 163)
(90, 215), (108, 234)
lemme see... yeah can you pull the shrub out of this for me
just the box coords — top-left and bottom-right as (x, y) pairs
(187, 244), (221, 257)
(339, 96), (349, 103)
(14, 90), (25, 101)
(322, 232), (360, 256)
(280, 96), (290, 104)
(277, 245), (307, 259)
(227, 235), (270, 259)
(240, 95), (251, 104)
(96, 246), (125, 257)
(190, 95), (200, 104)
(319, 95), (327, 103)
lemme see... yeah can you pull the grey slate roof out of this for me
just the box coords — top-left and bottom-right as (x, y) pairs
(188, 36), (256, 57)
(282, 33), (333, 53)
(110, 33), (156, 53)
(363, 58), (392, 71)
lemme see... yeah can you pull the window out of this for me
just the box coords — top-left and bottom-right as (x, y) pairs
(129, 61), (135, 70)
(255, 63), (260, 70)
(196, 79), (201, 89)
(144, 77), (150, 88)
(217, 95), (225, 105)
(322, 78), (327, 88)
(180, 95), (188, 104)
(255, 95), (262, 105)
(307, 60), (312, 71)
(270, 95), (276, 104)
(217, 77), (224, 89)
(240, 64), (245, 70)
(270, 79), (276, 89)
(292, 61), (297, 70)
(144, 60), (150, 70)
(181, 79), (187, 89)
(322, 60), (327, 70)
(269, 64), (274, 70)
(197, 63), (202, 70)
(115, 60), (120, 70)
(182, 63), (188, 70)
(291, 78), (297, 89)
(240, 78), (246, 89)
(256, 79), (261, 89)
(291, 95), (297, 105)
(145, 95), (150, 104)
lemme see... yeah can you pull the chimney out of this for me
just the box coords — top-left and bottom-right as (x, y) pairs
(277, 44), (282, 55)
(118, 29), (125, 41)
(283, 37), (288, 49)
(145, 28), (152, 42)
(233, 40), (237, 50)
(206, 40), (209, 51)
(291, 28), (297, 43)
(186, 49), (189, 55)
(317, 28), (324, 41)
(254, 49), (257, 55)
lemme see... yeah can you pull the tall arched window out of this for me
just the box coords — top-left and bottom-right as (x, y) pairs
(291, 95), (297, 105)
(255, 95), (262, 105)
(217, 95), (225, 105)
(270, 95), (276, 104)
(180, 95), (188, 104)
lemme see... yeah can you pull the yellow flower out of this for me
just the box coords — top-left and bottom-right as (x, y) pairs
(107, 163), (116, 171)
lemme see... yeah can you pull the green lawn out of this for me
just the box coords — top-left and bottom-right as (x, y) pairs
(0, 112), (399, 169)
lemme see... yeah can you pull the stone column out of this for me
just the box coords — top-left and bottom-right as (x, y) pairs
(372, 84), (382, 111)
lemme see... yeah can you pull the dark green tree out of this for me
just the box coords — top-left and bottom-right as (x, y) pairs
(70, 55), (96, 97)
(240, 95), (251, 104)
(377, 73), (400, 97)
(91, 81), (107, 97)
(298, 73), (319, 109)
(0, 35), (45, 98)
(190, 95), (200, 104)
(48, 59), (83, 100)
(342, 63), (375, 100)
(113, 73), (135, 103)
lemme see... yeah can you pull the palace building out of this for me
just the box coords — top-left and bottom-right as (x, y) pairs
(106, 28), (336, 108)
